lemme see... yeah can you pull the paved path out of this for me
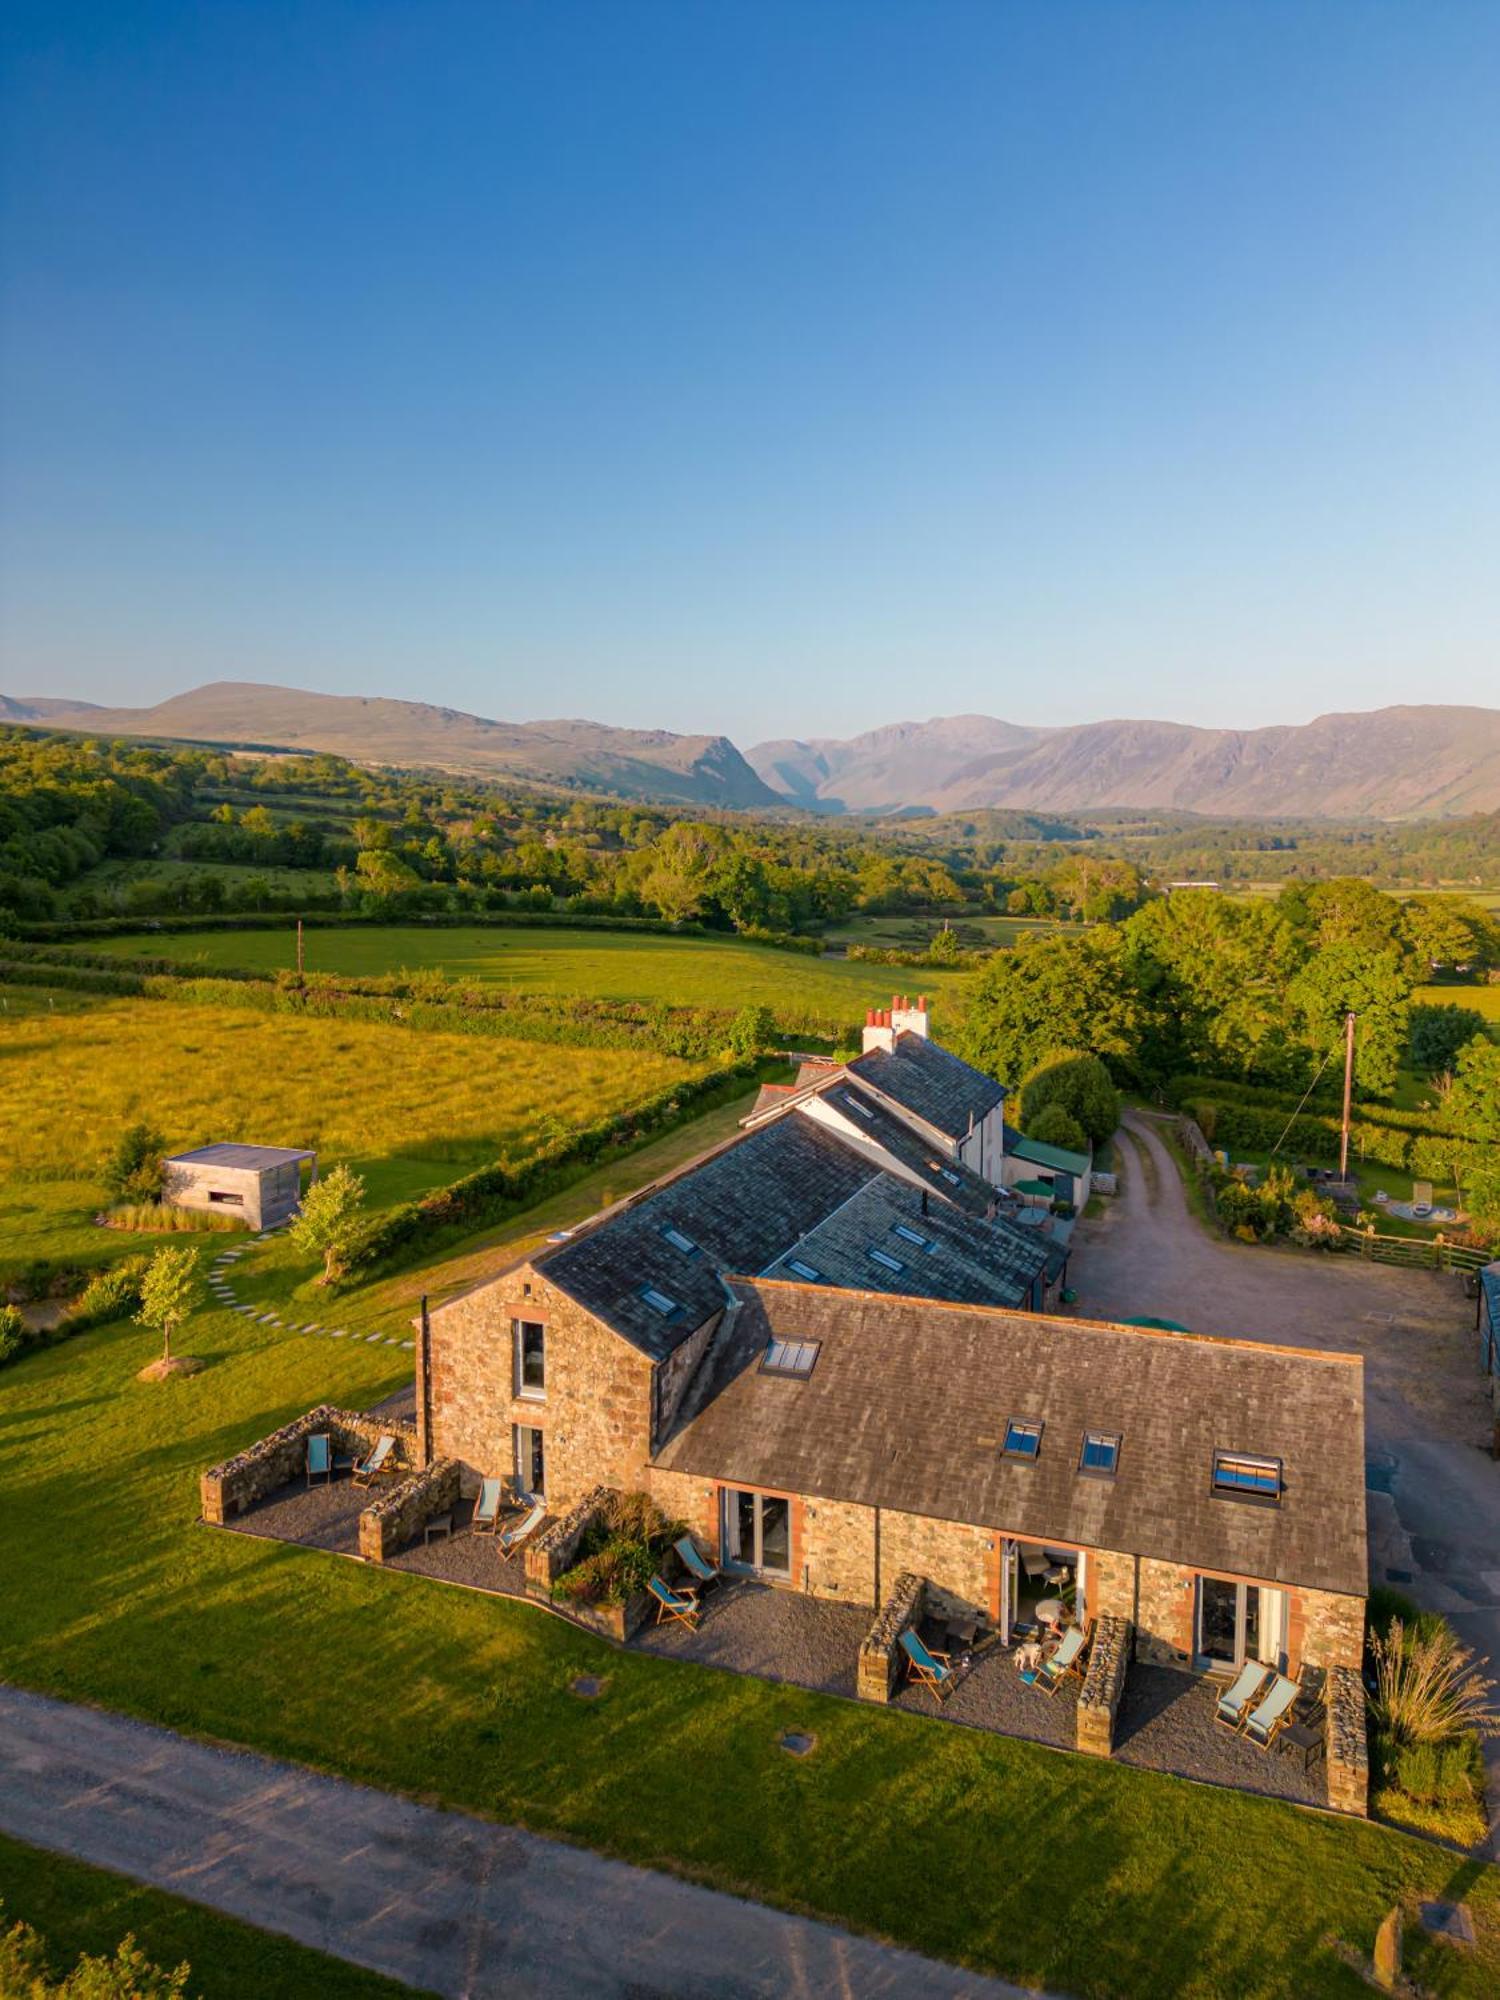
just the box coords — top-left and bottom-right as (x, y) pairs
(1074, 1109), (1500, 1858)
(0, 1686), (1042, 1999)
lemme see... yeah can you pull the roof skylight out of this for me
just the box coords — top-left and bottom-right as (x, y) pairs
(660, 1225), (699, 1257)
(868, 1247), (905, 1273)
(1211, 1451), (1282, 1502)
(640, 1286), (680, 1318)
(762, 1338), (820, 1378)
(1003, 1418), (1043, 1460)
(1079, 1431), (1121, 1478)
(892, 1223), (933, 1250)
(786, 1258), (822, 1282)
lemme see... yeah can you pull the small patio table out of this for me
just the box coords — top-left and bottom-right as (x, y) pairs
(1035, 1599), (1066, 1629)
(1276, 1718), (1325, 1773)
(423, 1511), (454, 1546)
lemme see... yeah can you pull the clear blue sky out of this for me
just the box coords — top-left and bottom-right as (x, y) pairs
(3, 2), (1497, 744)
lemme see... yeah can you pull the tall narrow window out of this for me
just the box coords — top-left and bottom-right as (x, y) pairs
(514, 1319), (546, 1400)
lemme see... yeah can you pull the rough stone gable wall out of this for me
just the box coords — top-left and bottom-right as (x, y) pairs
(428, 1261), (657, 1512)
(655, 1311), (722, 1441)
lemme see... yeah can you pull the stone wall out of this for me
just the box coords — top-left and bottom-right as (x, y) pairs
(1076, 1615), (1132, 1756)
(877, 1510), (993, 1622)
(1325, 1663), (1369, 1816)
(524, 1484), (613, 1592)
(800, 1496), (875, 1603)
(1292, 1587), (1365, 1672)
(199, 1405), (418, 1523)
(427, 1261), (657, 1512)
(857, 1571), (926, 1703)
(357, 1457), (462, 1563)
(1134, 1557), (1197, 1667)
(654, 1311), (721, 1438)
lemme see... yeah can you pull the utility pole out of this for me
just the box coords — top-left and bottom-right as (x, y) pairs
(296, 918), (304, 977)
(1338, 1009), (1356, 1182)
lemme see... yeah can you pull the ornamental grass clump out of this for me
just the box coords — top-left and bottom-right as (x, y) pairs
(1370, 1618), (1500, 1747)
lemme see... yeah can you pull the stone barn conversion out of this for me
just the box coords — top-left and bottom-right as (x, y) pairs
(163, 1142), (317, 1232)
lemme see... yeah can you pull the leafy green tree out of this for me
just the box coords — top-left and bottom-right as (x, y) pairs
(1287, 943), (1413, 1099)
(959, 932), (1154, 1086)
(1449, 1037), (1500, 1233)
(1017, 1050), (1120, 1146)
(1025, 1102), (1089, 1153)
(1408, 1002), (1488, 1076)
(289, 1163), (367, 1283)
(725, 1004), (776, 1058)
(103, 1122), (166, 1204)
(1125, 893), (1306, 1083)
(135, 1246), (202, 1365)
(1402, 897), (1500, 976)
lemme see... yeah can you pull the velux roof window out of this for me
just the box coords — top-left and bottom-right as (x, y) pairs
(660, 1225), (699, 1257)
(786, 1258), (822, 1282)
(1003, 1418), (1043, 1460)
(869, 1247), (905, 1274)
(842, 1092), (875, 1119)
(1079, 1431), (1120, 1478)
(762, 1338), (820, 1378)
(1211, 1450), (1282, 1502)
(892, 1223), (933, 1251)
(640, 1286), (681, 1319)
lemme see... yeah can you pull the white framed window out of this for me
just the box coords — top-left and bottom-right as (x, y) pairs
(513, 1319), (546, 1400)
(762, 1338), (819, 1378)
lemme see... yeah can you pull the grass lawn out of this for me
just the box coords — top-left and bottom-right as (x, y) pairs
(1414, 982), (1500, 1033)
(73, 922), (974, 1027)
(0, 1832), (424, 2000)
(1, 1313), (1496, 1998)
(0, 988), (701, 1200)
(820, 912), (1081, 950)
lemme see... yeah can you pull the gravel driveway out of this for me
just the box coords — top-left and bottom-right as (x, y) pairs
(1071, 1109), (1500, 1856)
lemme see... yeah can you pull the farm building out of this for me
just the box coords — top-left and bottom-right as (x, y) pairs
(1002, 1126), (1092, 1210)
(163, 1143), (317, 1231)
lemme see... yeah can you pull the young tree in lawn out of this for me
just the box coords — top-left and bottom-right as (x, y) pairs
(289, 1164), (367, 1283)
(135, 1246), (202, 1367)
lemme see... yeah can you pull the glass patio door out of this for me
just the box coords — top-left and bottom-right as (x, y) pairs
(514, 1424), (545, 1501)
(1198, 1578), (1277, 1668)
(722, 1489), (791, 1577)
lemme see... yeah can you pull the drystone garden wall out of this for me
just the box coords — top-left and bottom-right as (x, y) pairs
(857, 1571), (927, 1704)
(1075, 1615), (1132, 1756)
(199, 1404), (418, 1522)
(359, 1457), (462, 1563)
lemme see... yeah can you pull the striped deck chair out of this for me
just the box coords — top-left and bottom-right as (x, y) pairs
(899, 1629), (954, 1704)
(351, 1434), (397, 1486)
(497, 1496), (546, 1561)
(1213, 1661), (1271, 1734)
(471, 1477), (505, 1535)
(648, 1575), (701, 1630)
(1243, 1672), (1301, 1750)
(1035, 1621), (1091, 1695)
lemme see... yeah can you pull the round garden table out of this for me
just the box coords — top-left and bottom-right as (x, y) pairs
(1035, 1599), (1065, 1629)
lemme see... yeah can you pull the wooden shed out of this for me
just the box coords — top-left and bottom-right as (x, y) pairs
(162, 1143), (317, 1232)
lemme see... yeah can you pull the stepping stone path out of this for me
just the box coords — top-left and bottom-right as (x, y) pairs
(203, 1244), (402, 1361)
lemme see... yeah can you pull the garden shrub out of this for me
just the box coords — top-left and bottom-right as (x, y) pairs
(0, 1306), (27, 1366)
(103, 1203), (243, 1234)
(101, 1122), (165, 1204)
(0, 1906), (190, 1999)
(551, 1491), (686, 1606)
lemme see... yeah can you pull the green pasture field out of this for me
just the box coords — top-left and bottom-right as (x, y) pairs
(0, 986), (705, 1284)
(74, 922), (975, 1023)
(0, 1310), (1494, 1999)
(1414, 981), (1500, 1028)
(820, 911), (1082, 950)
(0, 1833), (423, 2000)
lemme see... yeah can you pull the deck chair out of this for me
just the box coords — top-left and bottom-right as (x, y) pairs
(351, 1434), (397, 1486)
(305, 1433), (332, 1488)
(497, 1496), (546, 1561)
(1035, 1621), (1091, 1695)
(1243, 1672), (1301, 1750)
(471, 1476), (505, 1535)
(1213, 1661), (1271, 1734)
(648, 1575), (701, 1630)
(673, 1536), (722, 1591)
(898, 1629), (954, 1704)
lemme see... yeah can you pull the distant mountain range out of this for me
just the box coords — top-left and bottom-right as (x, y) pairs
(750, 707), (1500, 818)
(3, 681), (1499, 818)
(0, 683), (780, 810)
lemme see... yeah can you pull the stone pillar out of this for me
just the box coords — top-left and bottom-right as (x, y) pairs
(1075, 1614), (1132, 1756)
(1325, 1664), (1369, 1816)
(857, 1572), (926, 1703)
(415, 1296), (432, 1468)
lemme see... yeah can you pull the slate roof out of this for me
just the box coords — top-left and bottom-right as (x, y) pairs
(657, 1282), (1367, 1597)
(165, 1143), (316, 1171)
(848, 1032), (1005, 1140)
(798, 1081), (1001, 1217)
(535, 1116), (878, 1360)
(763, 1176), (1049, 1311)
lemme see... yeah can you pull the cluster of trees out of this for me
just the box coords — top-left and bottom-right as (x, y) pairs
(175, 803), (357, 870)
(959, 884), (1500, 1230)
(0, 730), (192, 915)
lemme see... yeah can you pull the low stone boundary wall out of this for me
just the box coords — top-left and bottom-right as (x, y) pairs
(358, 1457), (462, 1563)
(199, 1404), (418, 1522)
(1076, 1615), (1131, 1756)
(857, 1571), (926, 1703)
(525, 1484), (612, 1592)
(1325, 1663), (1369, 1816)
